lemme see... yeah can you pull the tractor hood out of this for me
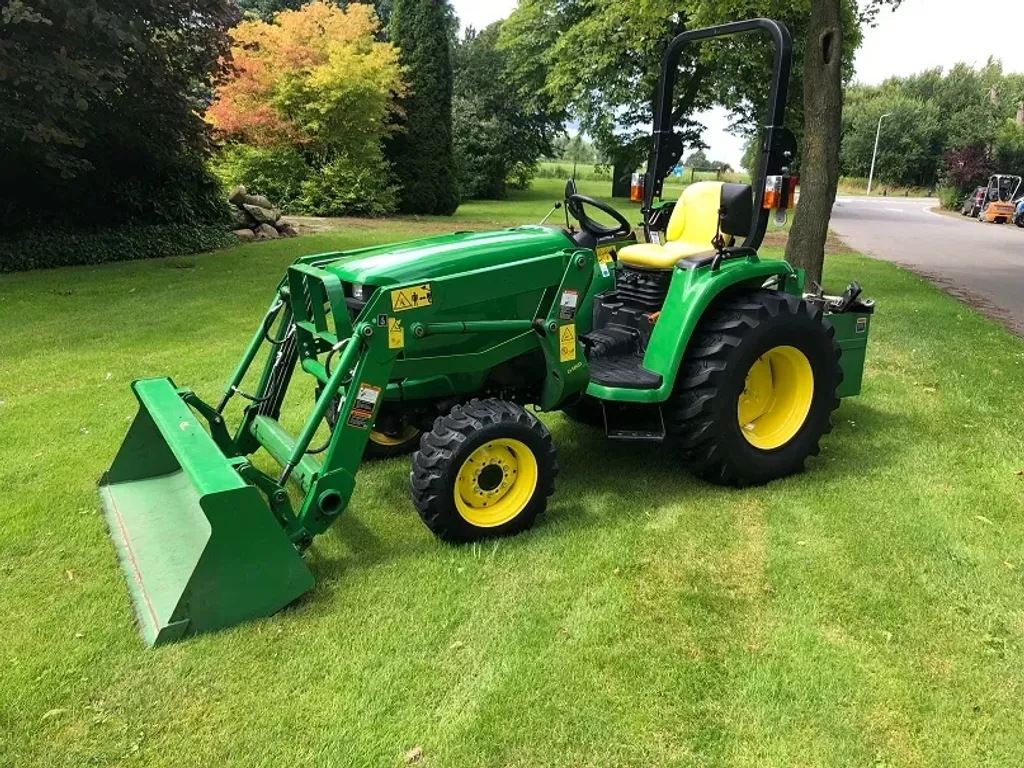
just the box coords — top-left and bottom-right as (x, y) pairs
(321, 227), (573, 287)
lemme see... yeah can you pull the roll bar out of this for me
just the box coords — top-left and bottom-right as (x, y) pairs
(643, 18), (795, 251)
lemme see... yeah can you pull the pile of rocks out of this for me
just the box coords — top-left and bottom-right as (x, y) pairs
(228, 186), (298, 242)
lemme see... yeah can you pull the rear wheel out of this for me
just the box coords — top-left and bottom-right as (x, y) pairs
(668, 290), (842, 487)
(410, 399), (558, 543)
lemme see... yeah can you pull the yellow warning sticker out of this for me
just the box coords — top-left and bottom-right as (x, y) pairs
(559, 323), (577, 363)
(596, 247), (615, 264)
(391, 283), (432, 312)
(388, 317), (405, 349)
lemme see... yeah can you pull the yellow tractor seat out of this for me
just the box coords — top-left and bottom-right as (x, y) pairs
(619, 181), (753, 270)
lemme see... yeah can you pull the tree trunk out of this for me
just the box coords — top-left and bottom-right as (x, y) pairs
(785, 0), (844, 289)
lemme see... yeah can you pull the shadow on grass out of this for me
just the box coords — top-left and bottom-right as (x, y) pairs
(306, 398), (915, 584)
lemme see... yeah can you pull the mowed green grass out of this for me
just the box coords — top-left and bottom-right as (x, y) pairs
(2, 181), (1024, 767)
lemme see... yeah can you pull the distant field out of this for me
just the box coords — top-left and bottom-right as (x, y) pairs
(837, 175), (932, 198)
(536, 161), (751, 188)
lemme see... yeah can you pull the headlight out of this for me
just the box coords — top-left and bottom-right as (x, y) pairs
(351, 283), (366, 301)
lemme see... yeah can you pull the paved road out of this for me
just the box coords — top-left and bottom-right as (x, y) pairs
(830, 196), (1024, 334)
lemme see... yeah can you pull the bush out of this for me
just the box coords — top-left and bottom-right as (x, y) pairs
(297, 155), (398, 217)
(212, 145), (310, 211)
(1, 0), (237, 235)
(0, 225), (237, 273)
(936, 186), (962, 211)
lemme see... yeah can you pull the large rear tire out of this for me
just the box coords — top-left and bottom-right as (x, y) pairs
(668, 290), (842, 487)
(410, 399), (558, 543)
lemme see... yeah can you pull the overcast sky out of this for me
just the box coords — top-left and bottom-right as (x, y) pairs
(448, 0), (1024, 166)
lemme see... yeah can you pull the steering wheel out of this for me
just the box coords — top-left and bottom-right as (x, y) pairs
(566, 193), (633, 239)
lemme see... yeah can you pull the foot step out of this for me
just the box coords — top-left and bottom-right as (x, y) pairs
(602, 402), (666, 442)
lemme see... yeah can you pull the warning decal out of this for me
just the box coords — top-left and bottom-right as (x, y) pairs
(559, 324), (577, 363)
(596, 247), (615, 264)
(856, 317), (868, 334)
(388, 317), (405, 349)
(559, 290), (579, 321)
(347, 383), (382, 430)
(391, 284), (432, 312)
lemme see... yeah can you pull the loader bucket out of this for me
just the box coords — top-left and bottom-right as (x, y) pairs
(99, 378), (315, 647)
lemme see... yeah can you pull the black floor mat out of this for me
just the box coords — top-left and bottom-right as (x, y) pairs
(588, 353), (663, 390)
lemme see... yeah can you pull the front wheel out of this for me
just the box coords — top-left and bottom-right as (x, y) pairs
(410, 399), (558, 543)
(667, 290), (842, 487)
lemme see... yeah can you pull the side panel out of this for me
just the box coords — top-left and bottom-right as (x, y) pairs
(586, 258), (796, 404)
(826, 311), (872, 398)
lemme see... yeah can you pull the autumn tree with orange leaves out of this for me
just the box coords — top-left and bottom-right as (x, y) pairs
(208, 2), (406, 215)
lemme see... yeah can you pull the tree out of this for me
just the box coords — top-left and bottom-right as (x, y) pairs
(994, 120), (1024, 178)
(452, 22), (565, 199)
(741, 134), (762, 174)
(941, 145), (995, 196)
(236, 0), (392, 25)
(550, 135), (599, 165)
(1, 0), (237, 232)
(207, 2), (405, 215)
(236, 0), (305, 21)
(501, 0), (865, 174)
(840, 91), (942, 186)
(684, 150), (710, 169)
(785, 0), (846, 288)
(785, 0), (901, 287)
(387, 0), (460, 215)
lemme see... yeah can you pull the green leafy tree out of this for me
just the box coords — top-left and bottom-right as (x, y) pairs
(501, 0), (865, 171)
(236, 0), (305, 21)
(840, 90), (943, 186)
(550, 135), (600, 165)
(236, 0), (392, 24)
(452, 22), (565, 199)
(387, 0), (460, 215)
(995, 120), (1024, 178)
(684, 150), (710, 168)
(1, 0), (237, 233)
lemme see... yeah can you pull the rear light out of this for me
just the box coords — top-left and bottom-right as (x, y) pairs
(763, 175), (797, 210)
(630, 173), (645, 203)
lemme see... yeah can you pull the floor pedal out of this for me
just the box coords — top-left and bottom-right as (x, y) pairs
(602, 402), (666, 442)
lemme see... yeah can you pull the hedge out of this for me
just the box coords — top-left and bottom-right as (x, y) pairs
(0, 224), (237, 273)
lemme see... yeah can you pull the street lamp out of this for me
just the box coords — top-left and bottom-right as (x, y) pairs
(866, 113), (892, 196)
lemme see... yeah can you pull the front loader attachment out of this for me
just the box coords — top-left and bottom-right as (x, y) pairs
(99, 378), (314, 647)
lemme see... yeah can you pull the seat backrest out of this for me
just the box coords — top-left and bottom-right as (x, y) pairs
(665, 182), (725, 247)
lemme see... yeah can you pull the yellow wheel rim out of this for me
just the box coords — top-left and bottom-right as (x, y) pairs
(737, 345), (815, 450)
(454, 439), (539, 528)
(369, 425), (420, 447)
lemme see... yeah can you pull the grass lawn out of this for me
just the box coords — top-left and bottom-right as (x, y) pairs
(3, 183), (1024, 767)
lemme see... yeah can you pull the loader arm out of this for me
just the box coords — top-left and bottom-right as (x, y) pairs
(99, 243), (594, 645)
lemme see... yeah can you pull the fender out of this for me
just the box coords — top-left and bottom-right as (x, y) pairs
(585, 256), (798, 404)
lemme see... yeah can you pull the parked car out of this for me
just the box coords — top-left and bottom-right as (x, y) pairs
(1014, 198), (1024, 228)
(961, 186), (985, 217)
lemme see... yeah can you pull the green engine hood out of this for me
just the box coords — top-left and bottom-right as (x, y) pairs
(321, 226), (573, 286)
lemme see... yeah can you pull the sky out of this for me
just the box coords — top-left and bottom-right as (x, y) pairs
(448, 0), (1024, 167)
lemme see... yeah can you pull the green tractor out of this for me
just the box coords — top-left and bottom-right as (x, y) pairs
(100, 19), (874, 646)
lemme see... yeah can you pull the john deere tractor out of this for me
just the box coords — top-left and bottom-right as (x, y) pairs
(100, 19), (874, 646)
